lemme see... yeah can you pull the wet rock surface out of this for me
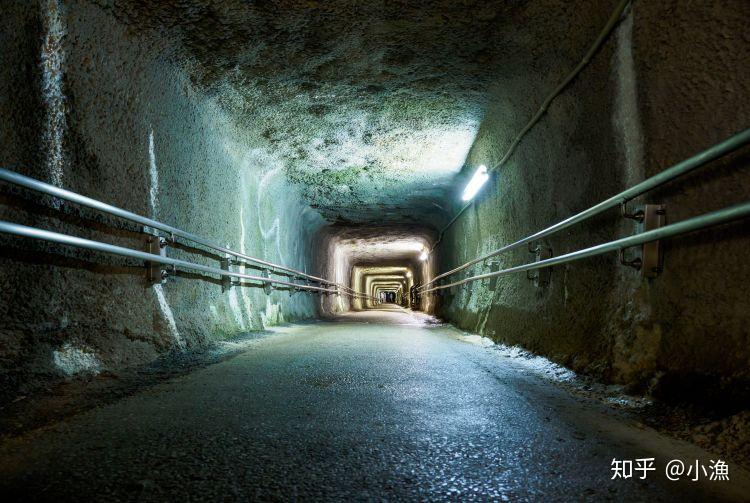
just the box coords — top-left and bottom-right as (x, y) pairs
(639, 406), (750, 475)
(0, 330), (275, 437)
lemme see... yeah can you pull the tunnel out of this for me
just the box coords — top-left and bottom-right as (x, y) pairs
(1, 0), (750, 500)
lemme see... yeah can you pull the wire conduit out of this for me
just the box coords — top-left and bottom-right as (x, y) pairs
(420, 127), (750, 290)
(430, 0), (633, 250)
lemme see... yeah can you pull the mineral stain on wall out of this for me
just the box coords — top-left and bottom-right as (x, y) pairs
(40, 0), (68, 193)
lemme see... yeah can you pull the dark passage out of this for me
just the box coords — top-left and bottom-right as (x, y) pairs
(2, 0), (750, 501)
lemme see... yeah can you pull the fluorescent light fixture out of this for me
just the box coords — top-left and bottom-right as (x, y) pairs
(461, 165), (489, 201)
(406, 271), (412, 278)
(419, 250), (429, 261)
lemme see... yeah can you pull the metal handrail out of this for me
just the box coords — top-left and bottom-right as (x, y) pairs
(0, 167), (334, 286)
(0, 219), (383, 300)
(338, 284), (379, 302)
(421, 201), (750, 293)
(0, 167), (380, 300)
(0, 221), (337, 293)
(420, 128), (750, 290)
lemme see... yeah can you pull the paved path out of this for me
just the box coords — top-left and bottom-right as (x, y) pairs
(1, 308), (748, 501)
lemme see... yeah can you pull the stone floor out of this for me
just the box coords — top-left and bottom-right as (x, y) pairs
(1, 308), (748, 501)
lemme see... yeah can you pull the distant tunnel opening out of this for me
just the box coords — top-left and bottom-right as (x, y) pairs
(316, 226), (436, 315)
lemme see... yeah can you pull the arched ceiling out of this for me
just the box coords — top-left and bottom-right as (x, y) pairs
(109, 0), (534, 226)
(111, 0), (612, 227)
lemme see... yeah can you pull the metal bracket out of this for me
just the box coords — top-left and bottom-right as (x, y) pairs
(147, 235), (169, 284)
(487, 261), (501, 291)
(484, 254), (502, 266)
(437, 282), (449, 297)
(439, 278), (455, 296)
(619, 203), (666, 278)
(641, 204), (666, 278)
(262, 269), (273, 295)
(526, 244), (552, 287)
(619, 249), (642, 270)
(220, 253), (236, 292)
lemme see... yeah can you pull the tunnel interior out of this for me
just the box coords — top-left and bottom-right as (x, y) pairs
(1, 0), (750, 498)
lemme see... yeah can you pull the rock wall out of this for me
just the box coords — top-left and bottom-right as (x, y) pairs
(0, 0), (325, 394)
(436, 1), (750, 406)
(316, 227), (353, 317)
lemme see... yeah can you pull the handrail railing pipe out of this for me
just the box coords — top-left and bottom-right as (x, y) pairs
(421, 201), (750, 294)
(0, 167), (384, 299)
(420, 128), (750, 290)
(0, 221), (338, 293)
(0, 220), (376, 300)
(0, 167), (335, 287)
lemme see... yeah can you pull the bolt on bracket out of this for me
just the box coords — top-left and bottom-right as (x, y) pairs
(262, 269), (273, 295)
(220, 253), (237, 292)
(526, 244), (552, 287)
(146, 233), (171, 284)
(621, 201), (645, 222)
(641, 204), (666, 278)
(619, 203), (666, 278)
(619, 248), (642, 270)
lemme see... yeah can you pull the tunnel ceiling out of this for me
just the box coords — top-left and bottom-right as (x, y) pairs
(325, 225), (434, 266)
(110, 0), (534, 226)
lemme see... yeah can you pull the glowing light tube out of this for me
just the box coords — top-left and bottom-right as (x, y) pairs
(461, 165), (489, 201)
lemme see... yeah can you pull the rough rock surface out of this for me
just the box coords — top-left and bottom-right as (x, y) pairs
(1, 0), (748, 423)
(101, 0), (552, 224)
(436, 0), (750, 410)
(1, 0), (324, 398)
